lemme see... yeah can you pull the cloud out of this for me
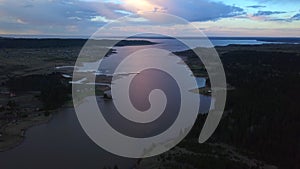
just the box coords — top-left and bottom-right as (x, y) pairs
(0, 0), (247, 35)
(0, 0), (130, 35)
(253, 11), (287, 16)
(0, 0), (298, 36)
(252, 0), (299, 2)
(291, 13), (300, 20)
(258, 12), (300, 22)
(246, 5), (266, 9)
(115, 0), (245, 22)
(148, 0), (245, 22)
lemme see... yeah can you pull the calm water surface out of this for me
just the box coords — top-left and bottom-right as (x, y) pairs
(0, 39), (254, 169)
(0, 108), (136, 169)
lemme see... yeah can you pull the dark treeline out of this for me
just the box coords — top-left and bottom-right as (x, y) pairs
(217, 50), (300, 169)
(0, 37), (156, 49)
(6, 73), (71, 110)
(184, 48), (300, 169)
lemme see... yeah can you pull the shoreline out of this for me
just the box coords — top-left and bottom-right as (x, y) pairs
(0, 114), (53, 152)
(0, 102), (74, 152)
(189, 87), (212, 96)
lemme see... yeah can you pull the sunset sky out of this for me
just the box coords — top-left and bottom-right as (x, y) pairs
(0, 0), (299, 37)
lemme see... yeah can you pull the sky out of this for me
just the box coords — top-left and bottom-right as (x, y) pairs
(0, 0), (299, 37)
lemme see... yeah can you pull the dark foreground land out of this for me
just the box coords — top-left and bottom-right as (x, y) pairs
(0, 38), (299, 169)
(160, 44), (300, 169)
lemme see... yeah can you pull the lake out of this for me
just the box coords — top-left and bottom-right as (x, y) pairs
(0, 38), (268, 169)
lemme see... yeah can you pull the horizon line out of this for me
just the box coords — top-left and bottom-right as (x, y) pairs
(1, 34), (300, 40)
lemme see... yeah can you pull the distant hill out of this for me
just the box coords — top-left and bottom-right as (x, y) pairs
(0, 37), (157, 48)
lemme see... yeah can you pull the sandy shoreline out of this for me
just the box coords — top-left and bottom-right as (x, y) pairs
(0, 114), (52, 152)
